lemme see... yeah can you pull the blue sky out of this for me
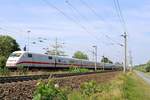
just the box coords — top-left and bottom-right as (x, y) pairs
(0, 0), (150, 64)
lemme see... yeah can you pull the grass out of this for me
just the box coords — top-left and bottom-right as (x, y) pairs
(68, 72), (150, 100)
(122, 72), (150, 100)
(33, 72), (150, 100)
(135, 65), (147, 72)
(0, 67), (10, 76)
(69, 67), (92, 73)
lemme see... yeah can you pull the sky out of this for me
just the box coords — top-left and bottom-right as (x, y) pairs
(0, 0), (150, 65)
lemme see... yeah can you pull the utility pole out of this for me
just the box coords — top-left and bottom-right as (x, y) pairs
(102, 55), (105, 70)
(27, 30), (31, 51)
(93, 46), (97, 71)
(129, 50), (133, 71)
(121, 32), (127, 73)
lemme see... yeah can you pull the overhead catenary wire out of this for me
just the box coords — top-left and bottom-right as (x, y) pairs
(65, 0), (109, 43)
(42, 0), (124, 62)
(113, 0), (128, 72)
(42, 0), (105, 42)
(65, 0), (89, 22)
(113, 0), (127, 32)
(79, 0), (105, 21)
(65, 0), (121, 47)
(79, 0), (123, 46)
(65, 0), (124, 60)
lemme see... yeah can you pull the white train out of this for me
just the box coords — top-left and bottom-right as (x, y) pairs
(6, 51), (121, 69)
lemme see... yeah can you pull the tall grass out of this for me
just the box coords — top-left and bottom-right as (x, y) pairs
(122, 72), (150, 100)
(68, 72), (150, 100)
(69, 66), (91, 73)
(33, 72), (150, 100)
(0, 67), (10, 76)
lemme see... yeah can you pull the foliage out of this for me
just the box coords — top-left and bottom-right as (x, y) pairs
(0, 67), (10, 76)
(72, 51), (89, 60)
(33, 80), (67, 100)
(17, 65), (28, 75)
(80, 81), (98, 96)
(146, 62), (150, 72)
(69, 66), (90, 73)
(33, 72), (150, 100)
(134, 64), (146, 72)
(101, 56), (113, 64)
(0, 56), (7, 68)
(68, 79), (122, 100)
(0, 35), (20, 68)
(122, 72), (150, 100)
(69, 72), (150, 100)
(0, 35), (20, 57)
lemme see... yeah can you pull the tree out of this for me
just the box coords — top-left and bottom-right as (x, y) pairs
(101, 56), (113, 64)
(72, 51), (89, 60)
(0, 35), (20, 67)
(146, 61), (150, 72)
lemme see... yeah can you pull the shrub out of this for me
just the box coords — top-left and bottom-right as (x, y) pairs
(0, 56), (7, 68)
(33, 80), (67, 100)
(80, 80), (98, 96)
(17, 65), (28, 75)
(145, 65), (150, 72)
(69, 66), (90, 73)
(0, 67), (10, 76)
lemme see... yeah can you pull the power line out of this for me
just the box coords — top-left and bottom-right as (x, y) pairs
(113, 0), (127, 32)
(105, 34), (123, 47)
(65, 0), (121, 47)
(113, 0), (128, 73)
(65, 0), (110, 44)
(65, 0), (89, 22)
(79, 0), (105, 21)
(42, 0), (104, 42)
(79, 0), (123, 46)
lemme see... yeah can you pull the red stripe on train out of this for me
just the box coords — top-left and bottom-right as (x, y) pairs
(16, 61), (95, 67)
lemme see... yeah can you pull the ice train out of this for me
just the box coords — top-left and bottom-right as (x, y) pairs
(6, 51), (122, 70)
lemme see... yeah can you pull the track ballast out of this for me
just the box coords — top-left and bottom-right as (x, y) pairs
(0, 70), (114, 84)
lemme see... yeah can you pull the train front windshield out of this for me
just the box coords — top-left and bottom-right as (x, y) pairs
(10, 53), (22, 57)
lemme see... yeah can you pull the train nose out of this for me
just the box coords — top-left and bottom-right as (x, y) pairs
(6, 60), (17, 67)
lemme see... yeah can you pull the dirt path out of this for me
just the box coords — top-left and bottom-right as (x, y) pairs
(0, 71), (119, 100)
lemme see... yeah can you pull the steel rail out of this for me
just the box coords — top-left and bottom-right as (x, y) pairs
(0, 70), (114, 84)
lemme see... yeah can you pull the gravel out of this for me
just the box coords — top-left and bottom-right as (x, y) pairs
(0, 71), (119, 100)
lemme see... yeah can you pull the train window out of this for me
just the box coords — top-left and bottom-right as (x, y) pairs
(10, 53), (21, 57)
(28, 54), (32, 58)
(58, 59), (61, 62)
(48, 56), (53, 60)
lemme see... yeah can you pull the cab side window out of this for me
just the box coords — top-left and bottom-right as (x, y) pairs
(58, 59), (61, 62)
(28, 54), (32, 58)
(48, 56), (53, 60)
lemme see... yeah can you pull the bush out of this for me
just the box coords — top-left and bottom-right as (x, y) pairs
(0, 67), (10, 76)
(80, 81), (98, 96)
(0, 56), (7, 68)
(33, 80), (67, 100)
(145, 64), (150, 72)
(17, 65), (28, 75)
(69, 66), (90, 73)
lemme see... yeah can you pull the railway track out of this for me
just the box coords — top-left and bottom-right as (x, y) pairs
(0, 70), (113, 84)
